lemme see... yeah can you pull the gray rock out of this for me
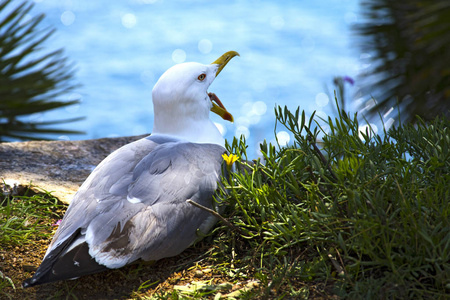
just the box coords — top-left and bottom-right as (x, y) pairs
(0, 135), (147, 204)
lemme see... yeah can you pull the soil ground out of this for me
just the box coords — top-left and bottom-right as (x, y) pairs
(2, 238), (236, 299)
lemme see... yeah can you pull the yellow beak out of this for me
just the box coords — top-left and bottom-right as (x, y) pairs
(212, 50), (240, 76)
(210, 51), (239, 122)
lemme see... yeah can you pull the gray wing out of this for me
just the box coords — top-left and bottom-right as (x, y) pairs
(47, 135), (225, 268)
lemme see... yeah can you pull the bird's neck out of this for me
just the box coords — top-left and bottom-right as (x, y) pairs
(152, 116), (225, 146)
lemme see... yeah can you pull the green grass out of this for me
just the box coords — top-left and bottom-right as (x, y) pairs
(0, 187), (66, 299)
(206, 106), (450, 299)
(0, 187), (66, 246)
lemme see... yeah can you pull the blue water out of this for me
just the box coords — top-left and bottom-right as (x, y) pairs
(25, 0), (361, 156)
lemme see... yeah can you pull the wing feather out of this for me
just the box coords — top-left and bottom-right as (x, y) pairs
(87, 141), (225, 267)
(29, 135), (225, 284)
(44, 137), (158, 256)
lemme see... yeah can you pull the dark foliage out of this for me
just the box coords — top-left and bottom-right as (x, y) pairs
(354, 0), (450, 123)
(0, 0), (83, 141)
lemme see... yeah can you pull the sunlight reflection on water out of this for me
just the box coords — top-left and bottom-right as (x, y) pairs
(171, 49), (186, 63)
(60, 11), (75, 26)
(122, 13), (137, 28)
(198, 39), (213, 54)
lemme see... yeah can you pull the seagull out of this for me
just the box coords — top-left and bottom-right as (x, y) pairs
(23, 51), (239, 288)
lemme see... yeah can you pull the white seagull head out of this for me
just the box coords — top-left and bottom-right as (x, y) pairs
(151, 51), (239, 146)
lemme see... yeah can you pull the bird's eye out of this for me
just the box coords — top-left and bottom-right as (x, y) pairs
(198, 74), (206, 81)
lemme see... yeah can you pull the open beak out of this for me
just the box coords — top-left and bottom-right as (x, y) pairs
(209, 51), (239, 122)
(209, 92), (233, 122)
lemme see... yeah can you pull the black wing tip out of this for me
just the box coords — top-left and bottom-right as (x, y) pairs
(22, 269), (56, 288)
(22, 274), (80, 288)
(21, 230), (109, 289)
(22, 279), (32, 289)
(22, 277), (40, 288)
(21, 243), (110, 288)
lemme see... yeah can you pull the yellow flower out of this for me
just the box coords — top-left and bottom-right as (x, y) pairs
(222, 153), (239, 167)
